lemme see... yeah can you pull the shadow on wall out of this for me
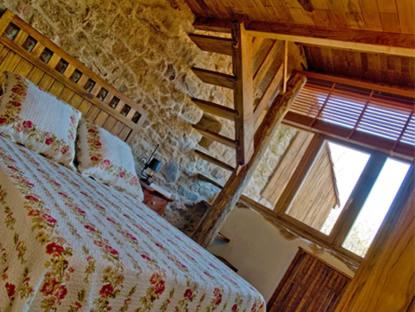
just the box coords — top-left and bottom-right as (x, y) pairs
(196, 113), (222, 149)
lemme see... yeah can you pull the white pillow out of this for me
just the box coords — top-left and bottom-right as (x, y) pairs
(0, 71), (81, 167)
(76, 119), (144, 200)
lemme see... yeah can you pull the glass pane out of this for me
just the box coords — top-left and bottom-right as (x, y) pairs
(286, 141), (370, 235)
(342, 158), (410, 257)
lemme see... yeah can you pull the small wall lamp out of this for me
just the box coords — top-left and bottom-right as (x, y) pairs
(140, 144), (162, 185)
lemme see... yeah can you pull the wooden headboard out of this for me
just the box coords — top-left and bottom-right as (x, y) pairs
(0, 9), (147, 142)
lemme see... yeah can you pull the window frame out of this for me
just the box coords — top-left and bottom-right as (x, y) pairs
(271, 132), (413, 262)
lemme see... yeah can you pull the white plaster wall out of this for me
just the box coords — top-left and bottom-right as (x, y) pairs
(208, 208), (354, 302)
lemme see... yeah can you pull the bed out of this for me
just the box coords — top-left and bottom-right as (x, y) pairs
(0, 9), (265, 312)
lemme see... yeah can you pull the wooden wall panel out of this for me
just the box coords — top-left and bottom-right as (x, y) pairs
(268, 248), (350, 312)
(305, 46), (415, 88)
(336, 166), (415, 312)
(285, 143), (339, 231)
(261, 130), (313, 204)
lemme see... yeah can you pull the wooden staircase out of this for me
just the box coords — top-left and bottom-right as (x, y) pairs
(189, 20), (289, 191)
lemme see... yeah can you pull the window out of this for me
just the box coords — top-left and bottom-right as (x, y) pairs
(274, 134), (412, 259)
(262, 74), (415, 260)
(285, 140), (370, 235)
(342, 158), (410, 256)
(285, 75), (414, 159)
(249, 74), (414, 261)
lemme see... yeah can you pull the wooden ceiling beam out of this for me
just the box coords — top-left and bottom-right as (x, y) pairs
(193, 124), (237, 148)
(194, 150), (235, 171)
(193, 17), (232, 33)
(191, 98), (237, 121)
(189, 34), (233, 56)
(194, 17), (415, 57)
(192, 67), (236, 88)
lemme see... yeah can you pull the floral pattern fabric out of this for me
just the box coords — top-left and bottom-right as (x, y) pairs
(0, 137), (265, 312)
(76, 119), (144, 200)
(0, 71), (81, 167)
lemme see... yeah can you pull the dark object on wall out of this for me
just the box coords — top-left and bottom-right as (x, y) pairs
(140, 145), (162, 184)
(195, 114), (222, 149)
(268, 248), (350, 312)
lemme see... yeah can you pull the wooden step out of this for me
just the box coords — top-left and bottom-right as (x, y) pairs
(194, 150), (235, 172)
(189, 34), (233, 56)
(192, 67), (236, 89)
(192, 98), (237, 121)
(193, 124), (237, 148)
(196, 173), (224, 189)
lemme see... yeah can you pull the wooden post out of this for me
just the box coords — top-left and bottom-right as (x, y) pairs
(282, 40), (288, 94)
(232, 21), (255, 165)
(192, 74), (307, 247)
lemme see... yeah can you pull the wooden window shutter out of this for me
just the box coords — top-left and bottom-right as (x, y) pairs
(284, 77), (415, 159)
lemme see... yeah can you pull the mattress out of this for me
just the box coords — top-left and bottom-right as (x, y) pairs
(0, 136), (265, 311)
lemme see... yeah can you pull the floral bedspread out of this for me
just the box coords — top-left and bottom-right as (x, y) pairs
(0, 137), (265, 311)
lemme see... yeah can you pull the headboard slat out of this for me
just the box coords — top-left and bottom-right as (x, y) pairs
(0, 9), (146, 143)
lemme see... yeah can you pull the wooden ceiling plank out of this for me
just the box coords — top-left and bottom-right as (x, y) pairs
(376, 0), (398, 14)
(191, 0), (214, 16)
(193, 124), (237, 148)
(189, 33), (233, 55)
(270, 0), (295, 24)
(312, 0), (329, 10)
(340, 0), (365, 29)
(191, 97), (237, 121)
(396, 0), (415, 34)
(185, 0), (205, 16)
(325, 0), (348, 29)
(359, 0), (383, 32)
(378, 12), (401, 33)
(288, 7), (314, 25)
(310, 9), (332, 28)
(194, 149), (235, 171)
(192, 67), (236, 88)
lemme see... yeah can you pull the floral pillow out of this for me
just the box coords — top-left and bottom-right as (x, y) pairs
(0, 71), (81, 167)
(76, 119), (144, 201)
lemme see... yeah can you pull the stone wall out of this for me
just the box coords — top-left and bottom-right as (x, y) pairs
(0, 0), (303, 210)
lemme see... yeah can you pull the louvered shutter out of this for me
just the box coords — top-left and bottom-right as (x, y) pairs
(284, 77), (415, 159)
